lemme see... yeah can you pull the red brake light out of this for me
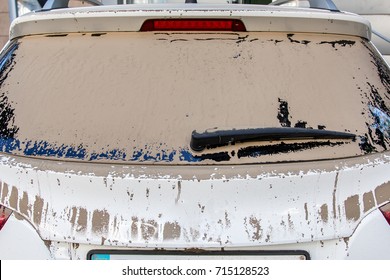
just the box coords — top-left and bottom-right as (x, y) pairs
(380, 203), (390, 226)
(0, 205), (12, 231)
(140, 19), (246, 32)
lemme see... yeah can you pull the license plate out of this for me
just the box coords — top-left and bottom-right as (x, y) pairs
(88, 250), (309, 260)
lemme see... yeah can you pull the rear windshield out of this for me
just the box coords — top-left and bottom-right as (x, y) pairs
(0, 31), (389, 164)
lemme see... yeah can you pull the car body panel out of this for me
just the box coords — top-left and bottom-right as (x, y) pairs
(345, 207), (390, 259)
(1, 151), (389, 251)
(9, 4), (371, 40)
(0, 213), (51, 259)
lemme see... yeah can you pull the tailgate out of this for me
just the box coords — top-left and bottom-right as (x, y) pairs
(1, 152), (389, 247)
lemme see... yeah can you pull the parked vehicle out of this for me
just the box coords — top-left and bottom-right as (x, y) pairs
(0, 0), (390, 259)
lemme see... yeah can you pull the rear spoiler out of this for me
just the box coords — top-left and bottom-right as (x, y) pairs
(41, 0), (340, 12)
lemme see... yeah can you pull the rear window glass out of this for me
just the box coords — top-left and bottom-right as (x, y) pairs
(0, 31), (389, 164)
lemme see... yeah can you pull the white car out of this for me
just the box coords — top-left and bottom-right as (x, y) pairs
(0, 0), (389, 260)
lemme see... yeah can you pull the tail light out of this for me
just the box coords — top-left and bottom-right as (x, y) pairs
(379, 203), (390, 226)
(0, 205), (13, 231)
(140, 19), (246, 32)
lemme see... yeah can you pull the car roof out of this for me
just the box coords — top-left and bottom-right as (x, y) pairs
(9, 4), (371, 40)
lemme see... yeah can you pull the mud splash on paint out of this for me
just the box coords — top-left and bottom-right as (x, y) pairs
(319, 40), (355, 49)
(358, 40), (390, 153)
(0, 42), (20, 139)
(287, 34), (310, 45)
(361, 40), (390, 94)
(277, 98), (291, 127)
(237, 141), (347, 158)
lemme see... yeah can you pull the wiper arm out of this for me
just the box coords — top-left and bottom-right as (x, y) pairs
(190, 127), (355, 152)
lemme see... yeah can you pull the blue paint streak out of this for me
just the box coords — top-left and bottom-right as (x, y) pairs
(167, 150), (176, 162)
(89, 149), (127, 161)
(179, 149), (201, 162)
(65, 145), (87, 159)
(142, 149), (177, 162)
(23, 140), (86, 159)
(0, 137), (201, 163)
(0, 138), (21, 153)
(370, 105), (390, 138)
(0, 138), (86, 160)
(131, 149), (144, 161)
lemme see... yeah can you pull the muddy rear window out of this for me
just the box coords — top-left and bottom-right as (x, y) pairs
(0, 32), (389, 164)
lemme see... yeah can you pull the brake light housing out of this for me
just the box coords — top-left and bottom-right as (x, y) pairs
(380, 203), (390, 226)
(140, 19), (246, 32)
(0, 205), (13, 231)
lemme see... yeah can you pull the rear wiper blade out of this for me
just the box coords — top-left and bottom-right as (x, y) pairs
(190, 127), (355, 152)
